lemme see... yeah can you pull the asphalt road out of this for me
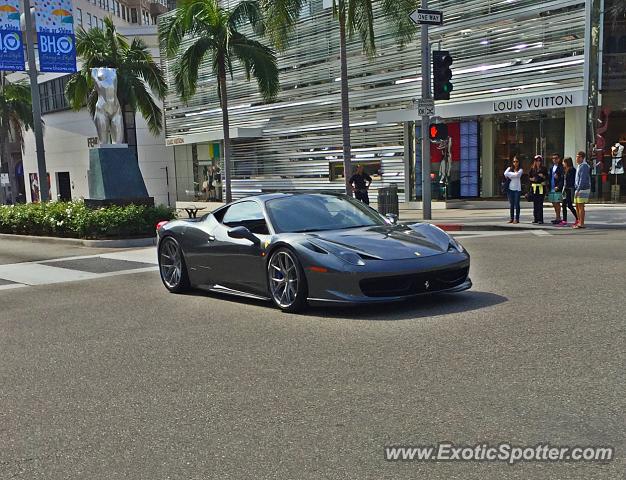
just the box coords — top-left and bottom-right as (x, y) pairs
(0, 230), (624, 479)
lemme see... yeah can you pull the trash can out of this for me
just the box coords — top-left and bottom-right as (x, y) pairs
(377, 184), (399, 216)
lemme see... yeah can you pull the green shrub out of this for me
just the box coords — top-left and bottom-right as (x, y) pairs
(0, 200), (175, 239)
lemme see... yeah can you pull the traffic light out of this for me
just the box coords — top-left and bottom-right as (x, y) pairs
(429, 123), (448, 141)
(433, 50), (453, 100)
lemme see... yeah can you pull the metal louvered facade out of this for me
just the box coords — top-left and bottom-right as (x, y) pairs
(161, 0), (594, 202)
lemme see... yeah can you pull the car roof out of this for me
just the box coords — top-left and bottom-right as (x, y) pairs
(249, 191), (346, 204)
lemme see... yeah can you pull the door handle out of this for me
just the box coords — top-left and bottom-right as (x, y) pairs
(207, 235), (215, 242)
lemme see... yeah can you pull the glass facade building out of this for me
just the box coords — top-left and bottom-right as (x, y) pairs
(161, 0), (604, 203)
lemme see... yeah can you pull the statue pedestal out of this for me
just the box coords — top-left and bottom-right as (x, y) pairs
(86, 145), (153, 207)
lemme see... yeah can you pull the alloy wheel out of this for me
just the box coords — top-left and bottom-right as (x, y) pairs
(269, 251), (300, 309)
(160, 238), (183, 289)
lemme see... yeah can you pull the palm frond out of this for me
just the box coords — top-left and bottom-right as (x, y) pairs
(8, 114), (25, 151)
(126, 38), (168, 99)
(129, 77), (163, 136)
(173, 36), (216, 101)
(380, 0), (418, 46)
(231, 33), (279, 102)
(65, 72), (91, 110)
(229, 0), (265, 36)
(347, 0), (376, 56)
(0, 79), (32, 152)
(259, 0), (305, 49)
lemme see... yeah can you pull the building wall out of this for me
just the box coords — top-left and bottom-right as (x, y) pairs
(162, 0), (590, 201)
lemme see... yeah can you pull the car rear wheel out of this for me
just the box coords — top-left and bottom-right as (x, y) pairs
(159, 236), (190, 293)
(267, 248), (308, 313)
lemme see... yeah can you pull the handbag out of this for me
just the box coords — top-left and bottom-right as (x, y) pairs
(500, 178), (511, 195)
(525, 188), (534, 202)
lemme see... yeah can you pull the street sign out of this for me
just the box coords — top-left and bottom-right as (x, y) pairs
(412, 99), (435, 116)
(409, 9), (443, 26)
(417, 105), (435, 116)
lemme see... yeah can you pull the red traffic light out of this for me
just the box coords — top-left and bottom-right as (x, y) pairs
(429, 123), (448, 141)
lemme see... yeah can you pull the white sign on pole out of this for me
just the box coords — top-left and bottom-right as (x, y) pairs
(417, 105), (435, 116)
(0, 173), (9, 186)
(409, 9), (443, 26)
(411, 99), (435, 116)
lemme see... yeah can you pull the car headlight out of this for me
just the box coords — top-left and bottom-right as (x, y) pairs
(448, 237), (464, 253)
(336, 251), (365, 266)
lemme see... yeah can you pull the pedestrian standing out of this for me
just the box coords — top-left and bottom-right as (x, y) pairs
(548, 153), (564, 224)
(349, 164), (372, 204)
(560, 157), (578, 226)
(504, 155), (523, 223)
(528, 155), (548, 224)
(574, 151), (591, 229)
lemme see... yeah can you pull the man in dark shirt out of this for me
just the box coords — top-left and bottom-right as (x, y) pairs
(349, 165), (372, 204)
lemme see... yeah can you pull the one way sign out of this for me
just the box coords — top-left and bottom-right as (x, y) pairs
(409, 9), (443, 26)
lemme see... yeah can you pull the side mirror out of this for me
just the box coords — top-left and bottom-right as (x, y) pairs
(228, 226), (260, 246)
(385, 213), (399, 225)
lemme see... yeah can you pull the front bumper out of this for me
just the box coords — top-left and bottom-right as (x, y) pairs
(304, 253), (471, 306)
(307, 278), (472, 306)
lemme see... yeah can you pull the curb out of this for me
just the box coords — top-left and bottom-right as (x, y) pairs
(406, 222), (626, 232)
(0, 233), (157, 248)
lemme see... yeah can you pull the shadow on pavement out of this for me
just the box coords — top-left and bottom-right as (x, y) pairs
(188, 289), (507, 322)
(310, 291), (508, 321)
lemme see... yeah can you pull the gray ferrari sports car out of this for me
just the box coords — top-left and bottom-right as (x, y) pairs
(157, 192), (471, 312)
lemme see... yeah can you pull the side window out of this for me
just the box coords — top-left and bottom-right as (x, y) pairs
(221, 201), (269, 235)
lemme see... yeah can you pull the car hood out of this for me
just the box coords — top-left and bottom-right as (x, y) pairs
(307, 223), (451, 260)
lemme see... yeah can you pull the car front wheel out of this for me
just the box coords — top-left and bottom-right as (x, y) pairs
(267, 248), (308, 313)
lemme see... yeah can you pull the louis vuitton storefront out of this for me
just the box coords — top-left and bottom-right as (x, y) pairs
(386, 90), (587, 201)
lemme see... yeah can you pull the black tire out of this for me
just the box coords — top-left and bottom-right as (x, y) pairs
(158, 236), (191, 293)
(267, 247), (308, 313)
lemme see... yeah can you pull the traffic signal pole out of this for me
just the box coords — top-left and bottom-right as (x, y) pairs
(420, 0), (432, 220)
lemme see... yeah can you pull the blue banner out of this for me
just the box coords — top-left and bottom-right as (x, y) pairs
(38, 32), (76, 72)
(34, 0), (76, 73)
(0, 0), (25, 71)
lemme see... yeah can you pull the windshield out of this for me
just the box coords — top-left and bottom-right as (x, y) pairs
(266, 194), (386, 233)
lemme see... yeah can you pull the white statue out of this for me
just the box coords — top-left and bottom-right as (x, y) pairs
(91, 67), (124, 145)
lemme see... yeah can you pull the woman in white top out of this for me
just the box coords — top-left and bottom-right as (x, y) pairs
(504, 156), (523, 223)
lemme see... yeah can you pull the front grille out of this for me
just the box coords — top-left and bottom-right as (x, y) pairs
(359, 266), (469, 298)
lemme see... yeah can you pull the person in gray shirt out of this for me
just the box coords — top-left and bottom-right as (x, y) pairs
(574, 151), (591, 229)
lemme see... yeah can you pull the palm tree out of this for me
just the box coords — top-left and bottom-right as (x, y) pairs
(159, 0), (280, 203)
(0, 73), (33, 203)
(262, 0), (416, 195)
(66, 17), (167, 148)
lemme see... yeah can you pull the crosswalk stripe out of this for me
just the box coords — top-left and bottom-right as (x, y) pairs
(0, 248), (159, 290)
(0, 283), (27, 291)
(0, 263), (100, 285)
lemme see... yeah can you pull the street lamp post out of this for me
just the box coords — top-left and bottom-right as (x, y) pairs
(22, 0), (49, 202)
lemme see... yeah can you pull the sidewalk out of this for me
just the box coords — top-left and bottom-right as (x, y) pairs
(397, 204), (626, 230)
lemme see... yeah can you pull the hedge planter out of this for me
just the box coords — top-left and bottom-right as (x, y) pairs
(0, 200), (174, 239)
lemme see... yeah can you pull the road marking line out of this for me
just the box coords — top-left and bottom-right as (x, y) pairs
(0, 283), (27, 291)
(18, 247), (155, 266)
(0, 263), (101, 285)
(100, 249), (158, 265)
(531, 230), (551, 236)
